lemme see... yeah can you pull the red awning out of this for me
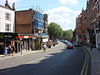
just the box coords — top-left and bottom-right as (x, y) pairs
(17, 36), (33, 39)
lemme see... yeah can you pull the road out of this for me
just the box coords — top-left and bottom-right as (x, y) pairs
(0, 42), (90, 75)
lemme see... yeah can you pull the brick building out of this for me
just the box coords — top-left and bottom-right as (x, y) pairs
(75, 0), (100, 47)
(15, 9), (48, 50)
(15, 10), (33, 34)
(75, 10), (85, 43)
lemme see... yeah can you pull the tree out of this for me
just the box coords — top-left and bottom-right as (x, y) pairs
(67, 29), (73, 39)
(47, 22), (73, 40)
(62, 29), (73, 40)
(47, 22), (62, 40)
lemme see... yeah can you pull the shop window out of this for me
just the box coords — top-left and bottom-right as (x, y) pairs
(5, 12), (11, 20)
(5, 24), (11, 31)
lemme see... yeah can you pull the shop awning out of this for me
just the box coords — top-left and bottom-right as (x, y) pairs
(17, 35), (33, 39)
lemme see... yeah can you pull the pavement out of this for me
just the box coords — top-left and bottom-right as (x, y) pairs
(0, 49), (42, 60)
(84, 46), (100, 75)
(0, 43), (60, 60)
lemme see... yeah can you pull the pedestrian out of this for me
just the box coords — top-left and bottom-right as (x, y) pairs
(4, 44), (8, 56)
(11, 45), (15, 56)
(8, 44), (14, 56)
(42, 44), (46, 52)
(8, 44), (11, 56)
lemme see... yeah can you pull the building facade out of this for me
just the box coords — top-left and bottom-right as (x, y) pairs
(0, 0), (17, 54)
(75, 0), (100, 48)
(15, 9), (48, 50)
(0, 0), (15, 32)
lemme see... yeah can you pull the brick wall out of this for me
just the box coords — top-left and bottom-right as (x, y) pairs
(15, 10), (33, 34)
(76, 0), (100, 34)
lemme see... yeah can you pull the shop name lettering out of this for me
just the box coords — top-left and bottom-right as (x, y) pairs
(4, 35), (12, 38)
(0, 34), (12, 38)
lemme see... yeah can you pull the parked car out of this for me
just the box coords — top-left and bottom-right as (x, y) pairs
(66, 41), (73, 49)
(74, 41), (81, 47)
(63, 40), (68, 44)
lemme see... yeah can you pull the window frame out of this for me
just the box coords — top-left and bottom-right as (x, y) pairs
(5, 12), (11, 21)
(5, 23), (11, 31)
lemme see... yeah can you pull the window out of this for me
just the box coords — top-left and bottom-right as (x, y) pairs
(5, 12), (11, 20)
(5, 24), (11, 31)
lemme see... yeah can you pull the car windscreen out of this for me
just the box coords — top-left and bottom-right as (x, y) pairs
(67, 42), (72, 45)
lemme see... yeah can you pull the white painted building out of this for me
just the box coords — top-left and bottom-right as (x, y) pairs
(0, 0), (15, 33)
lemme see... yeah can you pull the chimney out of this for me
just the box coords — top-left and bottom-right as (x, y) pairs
(12, 2), (15, 10)
(5, 0), (8, 6)
(5, 0), (11, 9)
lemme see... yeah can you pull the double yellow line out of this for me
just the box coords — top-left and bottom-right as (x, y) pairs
(80, 47), (91, 75)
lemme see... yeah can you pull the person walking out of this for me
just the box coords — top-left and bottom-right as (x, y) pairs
(8, 44), (14, 56)
(42, 44), (46, 52)
(4, 44), (8, 56)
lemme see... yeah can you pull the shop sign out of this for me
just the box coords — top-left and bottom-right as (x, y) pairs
(24, 36), (28, 38)
(39, 33), (48, 38)
(17, 36), (24, 38)
(0, 34), (13, 38)
(43, 38), (48, 42)
(29, 36), (32, 38)
(0, 33), (17, 39)
(4, 35), (12, 38)
(32, 37), (36, 39)
(17, 36), (32, 39)
(42, 35), (48, 38)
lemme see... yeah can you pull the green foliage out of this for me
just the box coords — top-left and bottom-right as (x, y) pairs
(47, 22), (62, 39)
(47, 22), (73, 40)
(62, 29), (73, 39)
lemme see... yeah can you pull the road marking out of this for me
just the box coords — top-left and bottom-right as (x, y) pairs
(84, 52), (89, 75)
(80, 48), (90, 75)
(80, 54), (87, 75)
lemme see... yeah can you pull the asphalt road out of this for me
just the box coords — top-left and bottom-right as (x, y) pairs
(0, 42), (88, 75)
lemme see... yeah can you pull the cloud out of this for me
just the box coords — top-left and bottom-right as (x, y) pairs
(59, 0), (79, 5)
(47, 6), (80, 30)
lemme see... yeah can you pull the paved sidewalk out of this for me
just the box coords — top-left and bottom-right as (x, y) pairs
(84, 46), (100, 75)
(0, 43), (61, 60)
(0, 49), (42, 60)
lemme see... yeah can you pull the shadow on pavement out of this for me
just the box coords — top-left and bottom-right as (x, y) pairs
(0, 48), (84, 75)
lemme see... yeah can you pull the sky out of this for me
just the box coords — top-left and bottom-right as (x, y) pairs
(0, 0), (87, 30)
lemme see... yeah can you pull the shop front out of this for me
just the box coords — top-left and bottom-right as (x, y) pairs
(16, 35), (35, 52)
(39, 33), (49, 48)
(0, 32), (18, 54)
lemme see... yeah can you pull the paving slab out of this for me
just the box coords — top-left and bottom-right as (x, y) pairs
(84, 46), (100, 75)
